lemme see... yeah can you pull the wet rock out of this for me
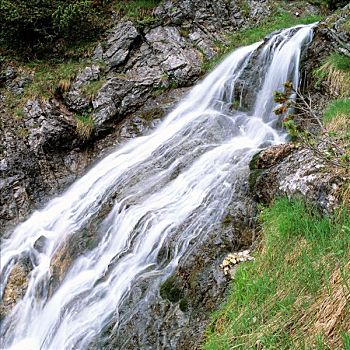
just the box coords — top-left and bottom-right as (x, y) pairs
(97, 178), (258, 350)
(1, 261), (31, 319)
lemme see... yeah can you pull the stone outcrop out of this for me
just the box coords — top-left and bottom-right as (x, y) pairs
(249, 144), (345, 213)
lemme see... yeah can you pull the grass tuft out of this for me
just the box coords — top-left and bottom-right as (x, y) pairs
(314, 53), (350, 97)
(81, 79), (106, 101)
(323, 98), (350, 169)
(75, 113), (95, 139)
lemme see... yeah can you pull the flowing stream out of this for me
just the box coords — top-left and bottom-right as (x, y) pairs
(1, 24), (314, 350)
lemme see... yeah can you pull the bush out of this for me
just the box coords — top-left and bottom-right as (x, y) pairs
(310, 0), (349, 9)
(0, 0), (110, 57)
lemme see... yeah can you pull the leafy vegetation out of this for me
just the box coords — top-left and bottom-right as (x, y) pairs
(204, 197), (350, 350)
(202, 9), (323, 73)
(309, 0), (349, 10)
(0, 0), (111, 57)
(0, 0), (160, 58)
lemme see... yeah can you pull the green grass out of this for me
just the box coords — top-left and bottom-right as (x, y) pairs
(327, 53), (350, 72)
(324, 98), (350, 124)
(3, 58), (91, 122)
(202, 10), (323, 73)
(113, 0), (160, 24)
(323, 98), (350, 167)
(81, 78), (106, 101)
(204, 198), (350, 350)
(74, 113), (95, 139)
(314, 52), (350, 97)
(23, 59), (90, 100)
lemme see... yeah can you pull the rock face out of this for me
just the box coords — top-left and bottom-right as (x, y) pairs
(103, 21), (140, 69)
(301, 4), (350, 109)
(250, 144), (345, 213)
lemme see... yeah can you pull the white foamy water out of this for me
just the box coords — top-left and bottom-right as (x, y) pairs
(0, 24), (314, 350)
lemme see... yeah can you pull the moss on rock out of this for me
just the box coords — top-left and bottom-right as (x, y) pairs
(160, 275), (183, 303)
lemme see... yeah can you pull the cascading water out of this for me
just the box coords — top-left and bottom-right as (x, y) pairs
(1, 24), (314, 350)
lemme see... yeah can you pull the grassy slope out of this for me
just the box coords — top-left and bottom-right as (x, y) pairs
(204, 33), (350, 350)
(204, 198), (350, 350)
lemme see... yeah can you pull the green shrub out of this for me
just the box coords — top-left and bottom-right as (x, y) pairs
(309, 0), (349, 9)
(0, 0), (110, 57)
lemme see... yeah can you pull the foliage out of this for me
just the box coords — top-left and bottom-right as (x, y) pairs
(273, 82), (349, 169)
(309, 0), (349, 9)
(202, 10), (322, 73)
(204, 198), (350, 350)
(0, 0), (111, 57)
(0, 0), (160, 57)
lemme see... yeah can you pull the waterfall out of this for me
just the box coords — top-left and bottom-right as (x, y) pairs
(0, 24), (314, 350)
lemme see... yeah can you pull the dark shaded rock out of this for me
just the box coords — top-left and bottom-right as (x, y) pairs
(23, 99), (77, 151)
